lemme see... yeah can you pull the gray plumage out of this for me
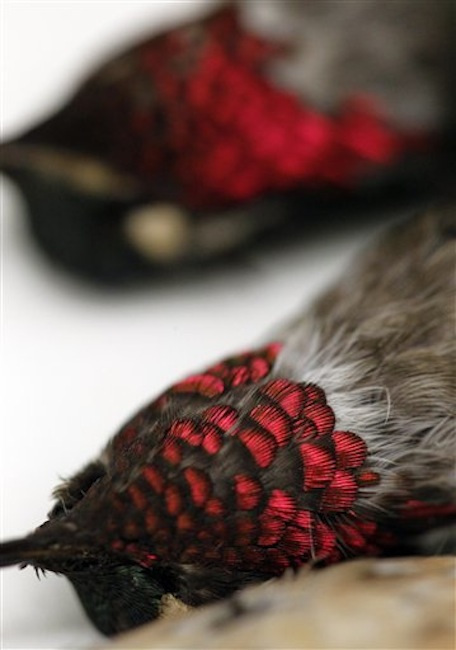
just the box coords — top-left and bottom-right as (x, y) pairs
(242, 0), (453, 129)
(273, 204), (455, 550)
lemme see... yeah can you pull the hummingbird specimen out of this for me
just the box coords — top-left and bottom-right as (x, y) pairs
(1, 205), (455, 636)
(1, 2), (454, 281)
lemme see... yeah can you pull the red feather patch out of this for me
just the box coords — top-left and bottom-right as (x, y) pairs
(127, 484), (148, 510)
(320, 470), (358, 512)
(172, 374), (225, 398)
(235, 515), (257, 545)
(300, 443), (336, 489)
(332, 430), (367, 469)
(313, 520), (337, 559)
(205, 497), (225, 517)
(203, 404), (239, 431)
(264, 490), (297, 522)
(166, 343), (282, 399)
(281, 525), (312, 556)
(164, 484), (183, 516)
(263, 379), (306, 418)
(302, 402), (335, 436)
(258, 515), (286, 546)
(250, 403), (292, 446)
(142, 466), (164, 494)
(169, 419), (203, 446)
(237, 428), (278, 468)
(184, 468), (212, 508)
(200, 423), (223, 455)
(161, 439), (183, 465)
(234, 474), (262, 510)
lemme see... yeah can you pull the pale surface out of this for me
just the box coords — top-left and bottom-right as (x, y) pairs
(1, 3), (403, 648)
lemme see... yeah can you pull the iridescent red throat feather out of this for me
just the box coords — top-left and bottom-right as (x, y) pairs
(130, 8), (409, 208)
(102, 342), (382, 572)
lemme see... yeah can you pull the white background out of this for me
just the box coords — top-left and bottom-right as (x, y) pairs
(1, 3), (385, 648)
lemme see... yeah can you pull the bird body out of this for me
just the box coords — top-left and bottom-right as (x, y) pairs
(1, 205), (455, 635)
(1, 3), (453, 281)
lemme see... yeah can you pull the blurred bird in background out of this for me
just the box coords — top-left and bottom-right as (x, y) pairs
(1, 1), (454, 282)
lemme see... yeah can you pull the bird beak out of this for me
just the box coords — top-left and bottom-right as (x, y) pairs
(0, 520), (94, 571)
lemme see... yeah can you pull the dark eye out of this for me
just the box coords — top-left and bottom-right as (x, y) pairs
(49, 460), (106, 518)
